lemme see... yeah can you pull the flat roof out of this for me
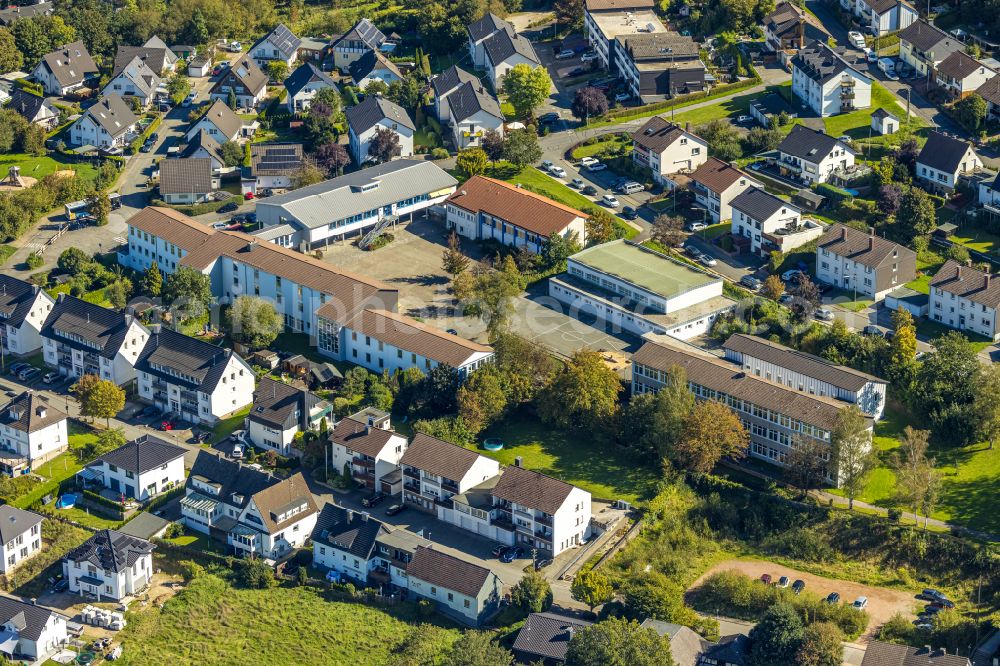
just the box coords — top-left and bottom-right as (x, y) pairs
(569, 240), (718, 298)
(590, 9), (667, 41)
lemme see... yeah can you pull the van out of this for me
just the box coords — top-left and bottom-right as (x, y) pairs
(878, 57), (898, 80)
(619, 181), (645, 194)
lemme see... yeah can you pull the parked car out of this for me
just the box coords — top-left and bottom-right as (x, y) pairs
(778, 293), (794, 305)
(826, 592), (841, 604)
(735, 114), (751, 123)
(760, 574), (772, 585)
(740, 275), (761, 290)
(686, 221), (707, 232)
(699, 254), (717, 267)
(549, 166), (566, 178)
(781, 269), (804, 283)
(614, 92), (631, 103)
(362, 492), (386, 508)
(602, 194), (620, 208)
(540, 159), (553, 171)
(7, 363), (27, 376)
(863, 325), (884, 336)
(923, 605), (943, 615)
(929, 599), (955, 609)
(191, 430), (209, 444)
(777, 576), (790, 588)
(555, 49), (576, 60)
(42, 371), (59, 384)
(140, 140), (154, 153)
(579, 157), (599, 168)
(218, 201), (239, 214)
(568, 66), (587, 77)
(231, 443), (244, 459)
(492, 545), (508, 558)
(385, 503), (405, 516)
(538, 112), (560, 124)
(792, 579), (805, 594)
(570, 177), (585, 188)
(621, 206), (638, 220)
(500, 546), (525, 563)
(580, 52), (599, 63)
(17, 367), (39, 381)
(684, 245), (701, 258)
(920, 589), (946, 601)
(212, 221), (228, 230)
(853, 596), (869, 610)
(848, 30), (866, 48)
(582, 185), (598, 195)
(863, 47), (877, 63)
(161, 420), (174, 431)
(586, 162), (607, 172)
(182, 92), (197, 107)
(814, 308), (834, 321)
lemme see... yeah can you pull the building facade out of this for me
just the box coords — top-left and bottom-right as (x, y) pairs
(0, 392), (68, 476)
(815, 224), (917, 301)
(0, 506), (43, 575)
(791, 42), (872, 117)
(928, 259), (1000, 341)
(631, 117), (708, 186)
(0, 275), (54, 357)
(689, 158), (760, 223)
(63, 530), (154, 601)
(82, 435), (187, 502)
(399, 433), (501, 513)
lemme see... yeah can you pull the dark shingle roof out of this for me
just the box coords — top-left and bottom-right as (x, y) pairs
(0, 392), (64, 434)
(345, 95), (414, 134)
(213, 56), (268, 97)
(406, 546), (497, 596)
(431, 65), (479, 100)
(40, 294), (143, 359)
(0, 274), (46, 328)
(929, 259), (1000, 309)
(248, 471), (317, 533)
(765, 2), (804, 37)
(447, 81), (503, 123)
(311, 504), (388, 558)
(348, 50), (403, 85)
(976, 75), (1000, 105)
(817, 223), (916, 270)
(195, 100), (243, 141)
(112, 45), (172, 77)
(936, 51), (989, 81)
(512, 612), (593, 662)
(249, 376), (315, 429)
(860, 641), (970, 666)
(898, 20), (955, 53)
(7, 89), (56, 124)
(89, 434), (186, 475)
(135, 326), (237, 392)
(65, 530), (154, 573)
(730, 187), (796, 221)
(690, 157), (754, 194)
(491, 465), (577, 515)
(284, 62), (338, 100)
(39, 41), (97, 88)
(777, 125), (849, 161)
(632, 116), (693, 153)
(483, 26), (539, 67)
(0, 594), (64, 642)
(332, 19), (386, 51)
(186, 450), (275, 511)
(400, 433), (489, 482)
(180, 129), (225, 165)
(871, 107), (898, 121)
(917, 131), (977, 174)
(329, 417), (399, 458)
(159, 157), (214, 196)
(0, 1), (52, 26)
(468, 12), (510, 42)
(250, 143), (303, 177)
(702, 634), (749, 666)
(83, 94), (138, 139)
(792, 41), (867, 84)
(0, 505), (43, 545)
(617, 32), (700, 61)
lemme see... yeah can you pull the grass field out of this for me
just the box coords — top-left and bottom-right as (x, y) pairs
(210, 406), (251, 444)
(904, 274), (931, 294)
(0, 245), (15, 266)
(672, 83), (790, 127)
(477, 410), (659, 504)
(824, 83), (925, 139)
(571, 134), (630, 160)
(0, 153), (99, 184)
(949, 227), (1000, 257)
(116, 575), (460, 665)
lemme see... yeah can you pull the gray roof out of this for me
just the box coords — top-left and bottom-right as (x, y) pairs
(617, 31), (700, 61)
(259, 159), (456, 229)
(284, 62), (338, 100)
(213, 56), (268, 96)
(0, 391), (66, 434)
(0, 1), (52, 26)
(82, 94), (138, 139)
(399, 432), (488, 482)
(249, 376), (320, 430)
(0, 505), (42, 544)
(186, 450), (278, 512)
(89, 434), (186, 475)
(491, 465), (577, 515)
(7, 89), (56, 124)
(432, 65), (479, 100)
(513, 612), (593, 662)
(929, 259), (1000, 309)
(702, 634), (748, 666)
(252, 23), (301, 60)
(332, 18), (386, 51)
(917, 131), (976, 174)
(349, 50), (402, 85)
(180, 130), (225, 165)
(135, 325), (239, 392)
(936, 50), (990, 81)
(311, 504), (389, 559)
(860, 641), (970, 666)
(632, 116), (693, 153)
(483, 25), (539, 67)
(39, 40), (97, 88)
(0, 594), (65, 642)
(639, 620), (710, 666)
(447, 81), (503, 123)
(871, 107), (898, 120)
(468, 12), (510, 42)
(0, 274), (45, 328)
(40, 294), (142, 359)
(112, 43), (174, 77)
(817, 223), (916, 270)
(976, 75), (1000, 105)
(730, 187), (798, 221)
(196, 100), (243, 141)
(792, 41), (868, 84)
(777, 125), (851, 162)
(159, 157), (213, 195)
(898, 19), (957, 53)
(117, 511), (170, 540)
(250, 143), (303, 178)
(109, 55), (161, 98)
(65, 530), (154, 573)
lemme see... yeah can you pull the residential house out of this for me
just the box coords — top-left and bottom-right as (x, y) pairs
(328, 415), (407, 493)
(400, 433), (500, 512)
(851, 0), (917, 36)
(349, 50), (403, 90)
(445, 81), (504, 150)
(584, 0), (661, 71)
(63, 530), (154, 601)
(246, 376), (331, 456)
(406, 546), (504, 626)
(210, 56), (268, 110)
(699, 635), (749, 666)
(870, 108), (899, 135)
(0, 594), (68, 663)
(40, 294), (149, 386)
(158, 157), (217, 204)
(977, 75), (1000, 121)
(730, 187), (819, 256)
(254, 160), (457, 249)
(632, 336), (874, 485)
(915, 130), (983, 193)
(764, 2), (806, 57)
(815, 223), (917, 303)
(6, 89), (58, 129)
(432, 65), (480, 120)
(346, 95), (415, 165)
(631, 117), (708, 186)
(186, 100), (245, 144)
(791, 41), (872, 117)
(119, 205), (216, 274)
(331, 19), (387, 73)
(639, 620), (713, 666)
(68, 94), (138, 151)
(0, 391), (67, 476)
(179, 130), (225, 173)
(467, 13), (511, 70)
(112, 36), (178, 77)
(366, 528), (431, 591)
(774, 125), (856, 185)
(170, 44), (196, 61)
(722, 333), (889, 419)
(188, 55), (211, 78)
(935, 51), (995, 98)
(0, 274), (55, 357)
(250, 23), (301, 70)
(31, 41), (98, 96)
(512, 612), (593, 664)
(284, 62), (338, 113)
(548, 240), (736, 339)
(614, 31), (706, 102)
(0, 2), (52, 28)
(928, 259), (1000, 341)
(688, 157), (761, 223)
(898, 20), (964, 79)
(311, 504), (390, 584)
(181, 450), (319, 560)
(296, 37), (328, 63)
(244, 143), (303, 196)
(0, 506), (43, 575)
(317, 306), (494, 378)
(81, 434), (186, 501)
(482, 25), (541, 90)
(445, 175), (588, 251)
(103, 55), (161, 108)
(860, 641), (970, 666)
(135, 325), (255, 425)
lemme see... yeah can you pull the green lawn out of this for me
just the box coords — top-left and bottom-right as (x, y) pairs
(0, 153), (99, 184)
(915, 319), (994, 352)
(116, 575), (460, 665)
(210, 407), (250, 444)
(49, 505), (122, 530)
(571, 135), (630, 160)
(49, 283), (110, 308)
(949, 228), (1000, 257)
(823, 83), (926, 139)
(904, 274), (931, 294)
(13, 429), (89, 509)
(503, 166), (596, 211)
(0, 245), (15, 267)
(824, 287), (874, 312)
(477, 410), (659, 504)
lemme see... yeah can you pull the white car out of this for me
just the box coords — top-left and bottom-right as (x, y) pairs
(687, 222), (707, 232)
(781, 269), (804, 282)
(614, 92), (631, 103)
(735, 114), (751, 123)
(555, 49), (575, 60)
(579, 156), (599, 168)
(848, 31), (866, 48)
(587, 162), (607, 172)
(549, 166), (566, 178)
(540, 160), (553, 171)
(182, 92), (197, 107)
(231, 443), (244, 460)
(699, 254), (717, 267)
(815, 308), (835, 321)
(853, 596), (869, 610)
(580, 52), (599, 63)
(42, 371), (59, 384)
(602, 194), (620, 208)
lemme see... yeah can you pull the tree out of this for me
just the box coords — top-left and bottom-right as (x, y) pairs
(452, 260), (523, 339)
(878, 184), (903, 217)
(387, 74), (423, 111)
(795, 622), (842, 666)
(650, 214), (684, 248)
(554, 0), (584, 27)
(537, 350), (621, 430)
(314, 142), (351, 177)
(368, 126), (401, 163)
(784, 435), (832, 495)
(83, 379), (126, 426)
(674, 400), (748, 473)
(58, 247), (91, 275)
(570, 569), (614, 613)
(70, 374), (101, 421)
(502, 127), (542, 168)
(95, 427), (126, 456)
(540, 231), (581, 270)
(240, 558), (276, 589)
(501, 63), (551, 120)
(566, 617), (674, 666)
(510, 571), (553, 613)
(292, 160), (326, 188)
(975, 364), (1000, 450)
(956, 93), (987, 131)
(220, 141), (244, 168)
(456, 147), (488, 178)
(456, 366), (507, 433)
(761, 274), (784, 300)
(166, 74), (191, 106)
(743, 126), (783, 154)
(913, 332), (983, 444)
(888, 307), (917, 389)
(697, 119), (743, 161)
(788, 275), (820, 321)
(442, 231), (471, 279)
(363, 80), (390, 97)
(571, 86), (608, 122)
(266, 60), (288, 83)
(481, 129), (505, 162)
(747, 603), (804, 666)
(227, 88), (238, 110)
(141, 261), (162, 297)
(0, 28), (23, 75)
(302, 109), (339, 151)
(832, 405), (874, 510)
(891, 426), (934, 524)
(585, 208), (616, 245)
(228, 295), (282, 349)
(896, 187), (936, 243)
(106, 277), (132, 310)
(163, 266), (212, 322)
(620, 366), (694, 459)
(445, 631), (513, 666)
(88, 192), (110, 226)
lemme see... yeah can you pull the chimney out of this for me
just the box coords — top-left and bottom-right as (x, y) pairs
(869, 226), (874, 236)
(346, 509), (354, 521)
(957, 266), (962, 280)
(868, 237), (874, 252)
(365, 425), (372, 435)
(514, 456), (522, 468)
(35, 406), (46, 418)
(685, 121), (690, 132)
(841, 226), (847, 240)
(361, 511), (369, 522)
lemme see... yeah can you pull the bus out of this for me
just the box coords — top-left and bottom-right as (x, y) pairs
(64, 193), (121, 220)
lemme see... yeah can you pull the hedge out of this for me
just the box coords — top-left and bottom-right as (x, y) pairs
(145, 484), (185, 514)
(602, 74), (763, 123)
(81, 489), (126, 517)
(816, 182), (854, 205)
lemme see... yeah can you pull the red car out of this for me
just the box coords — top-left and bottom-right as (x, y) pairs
(161, 420), (174, 431)
(760, 574), (772, 585)
(244, 192), (255, 200)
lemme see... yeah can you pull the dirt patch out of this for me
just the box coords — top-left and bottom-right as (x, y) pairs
(690, 559), (919, 644)
(0, 175), (38, 192)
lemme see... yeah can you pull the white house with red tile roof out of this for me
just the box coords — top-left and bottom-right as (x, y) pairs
(688, 158), (761, 223)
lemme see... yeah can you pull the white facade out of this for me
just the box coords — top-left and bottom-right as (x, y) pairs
(632, 130), (708, 185)
(69, 112), (136, 150)
(929, 265), (1000, 341)
(286, 78), (337, 113)
(348, 121), (414, 166)
(1, 290), (53, 356)
(732, 195), (804, 255)
(691, 173), (760, 223)
(450, 108), (504, 151)
(42, 319), (148, 386)
(137, 352), (254, 426)
(328, 428), (407, 490)
(852, 0), (917, 35)
(778, 142), (855, 185)
(446, 202), (587, 255)
(0, 521), (41, 575)
(816, 245), (898, 301)
(936, 60), (995, 97)
(103, 58), (160, 107)
(0, 598), (67, 662)
(246, 419), (298, 455)
(185, 115), (241, 144)
(899, 25), (963, 78)
(88, 456), (185, 502)
(402, 455), (500, 513)
(64, 548), (152, 601)
(0, 412), (67, 475)
(916, 147), (982, 192)
(487, 53), (538, 91)
(407, 566), (501, 626)
(791, 65), (872, 117)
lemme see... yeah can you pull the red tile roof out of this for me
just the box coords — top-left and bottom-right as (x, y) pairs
(445, 176), (588, 238)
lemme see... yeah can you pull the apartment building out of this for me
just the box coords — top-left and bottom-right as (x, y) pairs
(850, 0), (917, 36)
(247, 377), (331, 456)
(688, 158), (761, 223)
(928, 259), (1000, 341)
(406, 546), (504, 626)
(467, 13), (510, 70)
(399, 433), (500, 513)
(731, 187), (823, 256)
(327, 415), (407, 493)
(791, 41), (872, 116)
(815, 224), (917, 302)
(120, 206), (216, 274)
(0, 392), (67, 476)
(774, 125), (856, 186)
(935, 51), (995, 98)
(0, 274), (54, 357)
(631, 117), (708, 186)
(445, 175), (588, 252)
(632, 336), (873, 485)
(0, 505), (43, 575)
(135, 325), (255, 426)
(82, 434), (186, 501)
(764, 2), (806, 56)
(40, 295), (149, 386)
(63, 530), (154, 601)
(722, 334), (888, 419)
(898, 20), (964, 79)
(614, 31), (705, 102)
(584, 0), (660, 71)
(915, 131), (983, 193)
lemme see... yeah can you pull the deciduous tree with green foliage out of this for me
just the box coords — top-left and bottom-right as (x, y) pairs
(58, 247), (91, 275)
(444, 631), (513, 666)
(88, 191), (110, 226)
(795, 622), (843, 666)
(537, 349), (621, 430)
(674, 399), (748, 473)
(452, 259), (523, 339)
(570, 569), (614, 612)
(456, 147), (488, 178)
(912, 331), (984, 444)
(163, 266), (212, 322)
(502, 127), (542, 168)
(166, 75), (191, 105)
(106, 277), (132, 310)
(585, 208), (617, 245)
(0, 28), (22, 75)
(511, 570), (553, 613)
(442, 231), (471, 279)
(540, 231), (581, 270)
(220, 141), (244, 168)
(566, 617), (674, 666)
(620, 366), (694, 459)
(456, 365), (508, 433)
(83, 379), (126, 426)
(501, 63), (552, 120)
(761, 274), (784, 300)
(141, 261), (162, 297)
(266, 60), (288, 83)
(956, 93), (987, 131)
(832, 405), (874, 510)
(228, 295), (282, 349)
(747, 602), (803, 666)
(896, 187), (936, 243)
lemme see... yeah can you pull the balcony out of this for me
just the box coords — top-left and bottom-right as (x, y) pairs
(841, 77), (855, 87)
(402, 468), (419, 481)
(352, 469), (374, 482)
(536, 514), (553, 527)
(403, 480), (420, 492)
(534, 529), (553, 540)
(840, 90), (855, 99)
(441, 479), (458, 493)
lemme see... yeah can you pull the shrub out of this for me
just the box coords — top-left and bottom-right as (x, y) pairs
(25, 253), (43, 269)
(239, 558), (276, 589)
(430, 147), (450, 159)
(179, 560), (206, 582)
